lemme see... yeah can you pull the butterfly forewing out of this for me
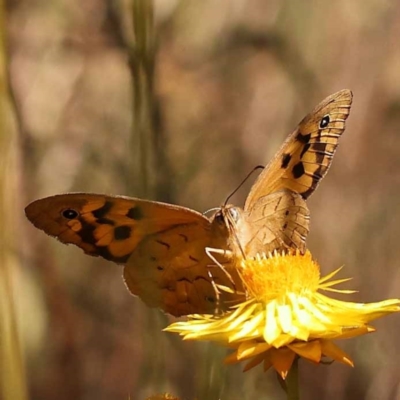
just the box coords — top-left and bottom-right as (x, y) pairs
(25, 193), (213, 263)
(244, 89), (353, 209)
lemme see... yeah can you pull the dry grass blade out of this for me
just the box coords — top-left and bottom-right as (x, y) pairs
(0, 0), (28, 398)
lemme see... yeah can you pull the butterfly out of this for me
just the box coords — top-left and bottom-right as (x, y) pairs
(25, 89), (353, 317)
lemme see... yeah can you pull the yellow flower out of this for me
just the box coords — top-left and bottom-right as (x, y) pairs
(165, 251), (400, 378)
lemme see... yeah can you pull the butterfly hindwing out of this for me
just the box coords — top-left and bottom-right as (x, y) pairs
(244, 190), (310, 254)
(214, 189), (310, 260)
(124, 223), (244, 316)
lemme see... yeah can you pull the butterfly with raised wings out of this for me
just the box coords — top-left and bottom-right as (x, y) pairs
(25, 89), (352, 317)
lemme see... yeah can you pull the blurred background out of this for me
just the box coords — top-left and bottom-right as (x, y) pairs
(2, 0), (400, 399)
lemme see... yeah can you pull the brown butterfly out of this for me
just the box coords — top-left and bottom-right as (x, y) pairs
(25, 89), (352, 317)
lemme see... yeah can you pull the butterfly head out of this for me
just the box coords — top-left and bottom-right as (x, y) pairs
(212, 205), (240, 227)
(211, 205), (248, 259)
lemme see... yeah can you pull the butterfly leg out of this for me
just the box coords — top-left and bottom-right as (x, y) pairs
(205, 267), (223, 314)
(205, 247), (237, 293)
(205, 247), (234, 315)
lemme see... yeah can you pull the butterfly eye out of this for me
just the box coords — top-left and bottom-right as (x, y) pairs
(319, 115), (330, 128)
(213, 210), (224, 223)
(228, 208), (239, 222)
(61, 209), (79, 219)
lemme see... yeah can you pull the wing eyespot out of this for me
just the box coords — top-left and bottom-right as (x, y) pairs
(320, 115), (330, 128)
(62, 209), (79, 219)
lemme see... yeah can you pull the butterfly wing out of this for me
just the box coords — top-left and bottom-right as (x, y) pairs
(221, 90), (352, 259)
(217, 189), (310, 260)
(25, 193), (212, 263)
(124, 224), (244, 316)
(25, 193), (241, 316)
(244, 89), (353, 209)
(241, 189), (310, 255)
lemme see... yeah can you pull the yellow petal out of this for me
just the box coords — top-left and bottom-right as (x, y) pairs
(277, 304), (293, 333)
(318, 266), (344, 284)
(334, 326), (373, 339)
(269, 348), (296, 379)
(229, 311), (265, 342)
(271, 333), (295, 348)
(264, 301), (280, 343)
(320, 340), (354, 367)
(243, 352), (266, 372)
(240, 341), (272, 359)
(237, 341), (259, 360)
(263, 357), (273, 372)
(224, 351), (240, 365)
(288, 341), (321, 363)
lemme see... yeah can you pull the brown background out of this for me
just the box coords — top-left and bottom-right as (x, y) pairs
(4, 1), (400, 399)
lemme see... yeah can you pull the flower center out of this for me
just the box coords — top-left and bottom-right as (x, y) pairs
(239, 251), (320, 302)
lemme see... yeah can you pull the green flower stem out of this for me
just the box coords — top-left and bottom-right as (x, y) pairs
(285, 357), (300, 400)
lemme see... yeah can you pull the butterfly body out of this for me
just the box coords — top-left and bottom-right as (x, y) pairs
(25, 89), (353, 316)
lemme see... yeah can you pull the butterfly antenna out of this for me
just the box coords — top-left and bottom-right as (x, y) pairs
(224, 165), (264, 206)
(204, 207), (220, 216)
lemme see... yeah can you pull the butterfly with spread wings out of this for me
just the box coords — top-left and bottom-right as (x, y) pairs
(25, 89), (353, 316)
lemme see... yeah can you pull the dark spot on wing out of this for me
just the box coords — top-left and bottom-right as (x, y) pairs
(281, 153), (292, 169)
(126, 206), (144, 220)
(189, 255), (199, 262)
(300, 143), (311, 159)
(301, 187), (313, 199)
(114, 225), (131, 241)
(292, 162), (305, 178)
(77, 220), (96, 244)
(92, 201), (113, 219)
(97, 247), (130, 263)
(312, 165), (325, 180)
(300, 164), (325, 199)
(77, 220), (131, 262)
(313, 142), (328, 153)
(97, 217), (115, 225)
(157, 266), (164, 271)
(156, 240), (170, 249)
(296, 132), (311, 144)
(179, 234), (188, 242)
